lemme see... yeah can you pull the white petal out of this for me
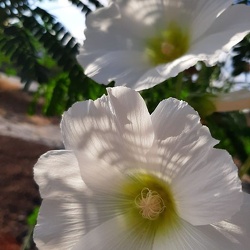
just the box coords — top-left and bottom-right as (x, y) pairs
(77, 3), (151, 86)
(210, 192), (250, 249)
(61, 87), (154, 188)
(35, 195), (125, 250)
(116, 0), (193, 29)
(184, 193), (250, 250)
(34, 150), (85, 199)
(106, 87), (154, 152)
(148, 98), (217, 181)
(154, 195), (250, 250)
(135, 55), (200, 90)
(149, 132), (242, 225)
(35, 199), (86, 250)
(172, 147), (242, 225)
(85, 2), (151, 46)
(149, 99), (242, 225)
(83, 3), (143, 51)
(34, 150), (124, 249)
(154, 207), (250, 250)
(151, 98), (202, 140)
(190, 4), (250, 65)
(84, 3), (121, 51)
(118, 0), (231, 42)
(34, 151), (86, 249)
(153, 219), (222, 250)
(80, 51), (150, 86)
(147, 123), (218, 184)
(191, 0), (232, 40)
(78, 3), (148, 68)
(72, 215), (154, 250)
(130, 68), (166, 91)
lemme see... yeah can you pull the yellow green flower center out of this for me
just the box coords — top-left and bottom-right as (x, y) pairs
(120, 172), (180, 236)
(146, 22), (190, 66)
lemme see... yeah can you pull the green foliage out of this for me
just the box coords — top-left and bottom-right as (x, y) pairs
(207, 112), (250, 163)
(0, 0), (105, 115)
(237, 0), (250, 4)
(141, 63), (219, 117)
(27, 206), (40, 226)
(0, 24), (51, 86)
(68, 0), (103, 14)
(0, 50), (17, 75)
(21, 206), (40, 250)
(232, 34), (250, 76)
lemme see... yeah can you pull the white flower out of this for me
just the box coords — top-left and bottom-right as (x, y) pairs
(34, 87), (249, 249)
(77, 0), (250, 91)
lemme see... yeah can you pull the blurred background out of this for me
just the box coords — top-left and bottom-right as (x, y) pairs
(0, 0), (250, 249)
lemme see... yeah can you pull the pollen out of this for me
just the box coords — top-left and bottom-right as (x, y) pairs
(135, 187), (166, 220)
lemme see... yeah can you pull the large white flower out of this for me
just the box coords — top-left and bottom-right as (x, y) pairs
(34, 87), (249, 249)
(77, 0), (250, 91)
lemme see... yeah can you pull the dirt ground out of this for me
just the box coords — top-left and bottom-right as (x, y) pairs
(0, 136), (52, 249)
(0, 75), (60, 249)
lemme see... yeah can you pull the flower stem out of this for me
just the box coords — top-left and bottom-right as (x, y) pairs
(21, 225), (34, 250)
(175, 72), (184, 99)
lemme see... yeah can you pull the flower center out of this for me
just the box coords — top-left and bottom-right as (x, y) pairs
(146, 22), (190, 66)
(119, 172), (180, 238)
(135, 187), (166, 220)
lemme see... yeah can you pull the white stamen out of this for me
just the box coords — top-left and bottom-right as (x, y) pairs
(135, 187), (166, 220)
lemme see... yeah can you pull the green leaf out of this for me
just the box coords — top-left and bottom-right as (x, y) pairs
(27, 206), (40, 226)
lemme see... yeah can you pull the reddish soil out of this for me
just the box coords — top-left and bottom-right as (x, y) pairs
(0, 75), (59, 249)
(0, 136), (52, 249)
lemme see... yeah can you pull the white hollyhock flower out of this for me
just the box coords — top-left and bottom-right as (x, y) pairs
(34, 87), (250, 249)
(77, 0), (250, 91)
